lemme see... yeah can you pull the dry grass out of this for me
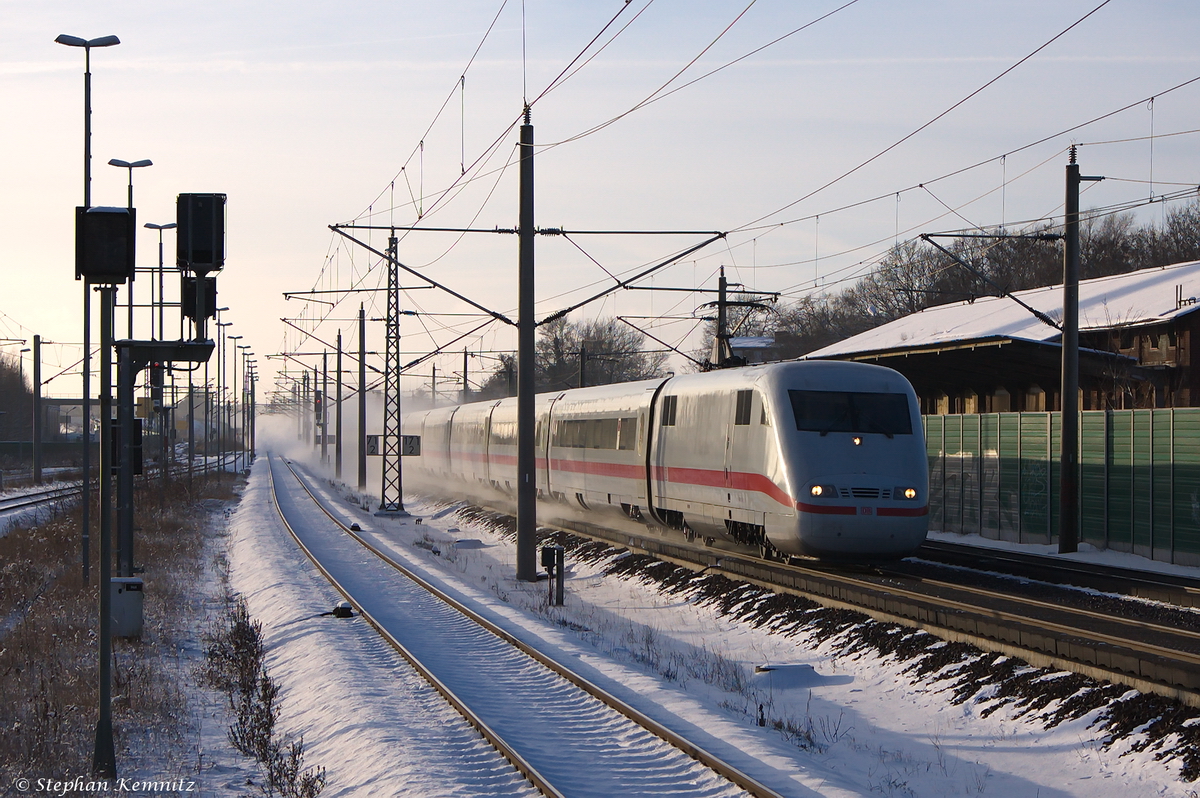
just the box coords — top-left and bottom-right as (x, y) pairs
(0, 470), (239, 780)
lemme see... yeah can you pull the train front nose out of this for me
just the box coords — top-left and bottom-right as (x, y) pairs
(797, 479), (928, 560)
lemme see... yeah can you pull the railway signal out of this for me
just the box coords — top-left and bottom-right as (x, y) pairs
(365, 434), (419, 456)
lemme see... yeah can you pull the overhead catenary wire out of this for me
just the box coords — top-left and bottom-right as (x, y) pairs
(321, 15), (1200, 369)
(731, 0), (1117, 234)
(285, 2), (1200, 391)
(539, 0), (863, 149)
(354, 0), (513, 221)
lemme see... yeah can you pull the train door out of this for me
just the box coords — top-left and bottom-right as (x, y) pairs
(540, 393), (565, 498)
(725, 389), (756, 493)
(650, 392), (678, 511)
(442, 407), (460, 476)
(725, 389), (767, 544)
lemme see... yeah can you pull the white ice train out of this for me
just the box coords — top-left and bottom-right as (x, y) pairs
(401, 360), (929, 561)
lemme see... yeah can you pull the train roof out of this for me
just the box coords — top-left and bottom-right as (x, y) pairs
(404, 361), (914, 420)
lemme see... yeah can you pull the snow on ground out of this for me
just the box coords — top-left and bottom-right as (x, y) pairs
(226, 459), (540, 797)
(224, 443), (1200, 797)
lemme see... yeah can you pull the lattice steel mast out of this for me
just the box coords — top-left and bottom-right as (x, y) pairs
(377, 233), (406, 515)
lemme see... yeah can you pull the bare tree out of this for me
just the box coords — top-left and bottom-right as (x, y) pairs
(537, 317), (667, 390)
(0, 354), (32, 458)
(757, 200), (1200, 358)
(475, 317), (667, 397)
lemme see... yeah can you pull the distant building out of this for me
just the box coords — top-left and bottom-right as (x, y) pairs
(728, 336), (783, 364)
(805, 260), (1200, 413)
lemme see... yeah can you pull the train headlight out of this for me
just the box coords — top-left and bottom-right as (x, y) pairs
(810, 484), (836, 497)
(896, 486), (918, 500)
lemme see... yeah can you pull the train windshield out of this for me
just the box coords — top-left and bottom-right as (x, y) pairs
(788, 390), (913, 438)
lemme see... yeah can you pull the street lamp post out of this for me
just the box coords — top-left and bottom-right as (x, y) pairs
(248, 360), (257, 462)
(109, 158), (152, 339)
(108, 158), (152, 209)
(237, 345), (251, 472)
(145, 222), (176, 486)
(55, 34), (120, 207)
(228, 334), (242, 472)
(144, 222), (176, 341)
(55, 31), (121, 779)
(56, 32), (120, 591)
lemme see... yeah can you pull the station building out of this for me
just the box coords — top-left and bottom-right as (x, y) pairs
(803, 259), (1200, 414)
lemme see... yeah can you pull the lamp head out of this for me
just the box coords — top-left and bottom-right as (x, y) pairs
(108, 158), (153, 169)
(56, 34), (120, 48)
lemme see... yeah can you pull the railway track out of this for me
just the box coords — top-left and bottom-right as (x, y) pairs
(0, 482), (82, 514)
(0, 456), (241, 517)
(915, 538), (1200, 609)
(527, 510), (1200, 708)
(267, 454), (787, 798)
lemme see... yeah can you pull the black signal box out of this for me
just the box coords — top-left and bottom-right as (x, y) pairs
(181, 275), (217, 320)
(76, 206), (136, 283)
(176, 193), (226, 272)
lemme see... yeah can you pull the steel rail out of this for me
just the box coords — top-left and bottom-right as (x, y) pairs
(858, 571), (1200, 667)
(523, 511), (1200, 707)
(884, 569), (1200, 646)
(265, 457), (566, 798)
(918, 539), (1200, 607)
(275, 456), (783, 798)
(0, 484), (82, 513)
(0, 456), (240, 515)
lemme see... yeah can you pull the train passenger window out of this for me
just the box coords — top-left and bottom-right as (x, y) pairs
(788, 390), (912, 437)
(734, 390), (753, 425)
(593, 418), (619, 449)
(660, 395), (677, 426)
(616, 417), (638, 450)
(553, 420), (576, 448)
(489, 420), (516, 445)
(554, 418), (622, 449)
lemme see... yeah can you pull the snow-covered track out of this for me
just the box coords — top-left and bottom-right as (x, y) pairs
(0, 455), (241, 519)
(267, 455), (781, 798)
(0, 483), (81, 514)
(536, 512), (1200, 708)
(917, 538), (1200, 608)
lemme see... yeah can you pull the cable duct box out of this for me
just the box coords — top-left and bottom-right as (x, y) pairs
(176, 193), (226, 272)
(110, 577), (143, 639)
(75, 206), (136, 283)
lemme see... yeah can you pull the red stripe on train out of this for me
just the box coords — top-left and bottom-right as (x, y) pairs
(876, 506), (929, 517)
(795, 501), (857, 515)
(428, 453), (923, 517)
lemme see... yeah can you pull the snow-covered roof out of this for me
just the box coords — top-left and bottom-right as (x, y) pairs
(808, 260), (1200, 359)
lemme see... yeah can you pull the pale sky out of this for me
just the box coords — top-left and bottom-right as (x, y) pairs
(3, 0), (1199, 403)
